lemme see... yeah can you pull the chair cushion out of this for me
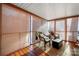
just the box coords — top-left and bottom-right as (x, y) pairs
(52, 38), (62, 43)
(40, 33), (50, 41)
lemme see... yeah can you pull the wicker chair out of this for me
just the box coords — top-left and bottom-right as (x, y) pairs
(36, 32), (51, 49)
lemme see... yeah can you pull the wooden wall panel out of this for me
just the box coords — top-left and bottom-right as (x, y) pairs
(1, 4), (31, 55)
(2, 4), (30, 33)
(1, 4), (45, 55)
(0, 4), (2, 55)
(1, 34), (20, 55)
(20, 32), (30, 48)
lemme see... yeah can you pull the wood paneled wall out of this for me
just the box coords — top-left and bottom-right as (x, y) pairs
(1, 4), (45, 55)
(0, 4), (2, 55)
(2, 4), (31, 33)
(1, 4), (31, 55)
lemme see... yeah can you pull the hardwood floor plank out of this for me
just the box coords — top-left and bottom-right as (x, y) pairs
(8, 41), (79, 56)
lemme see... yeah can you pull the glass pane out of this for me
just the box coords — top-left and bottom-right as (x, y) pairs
(67, 32), (72, 41)
(77, 32), (79, 41)
(67, 32), (78, 41)
(77, 17), (79, 40)
(56, 32), (65, 40)
(67, 18), (78, 31)
(56, 20), (65, 40)
(74, 32), (78, 41)
(50, 21), (54, 31)
(67, 18), (72, 41)
(67, 17), (78, 41)
(78, 17), (79, 31)
(67, 18), (72, 31)
(56, 20), (65, 31)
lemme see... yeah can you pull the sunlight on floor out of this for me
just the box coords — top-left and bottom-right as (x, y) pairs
(62, 42), (72, 56)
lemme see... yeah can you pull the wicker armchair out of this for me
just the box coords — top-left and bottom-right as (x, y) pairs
(36, 32), (51, 49)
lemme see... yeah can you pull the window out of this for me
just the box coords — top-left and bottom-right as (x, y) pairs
(56, 20), (65, 31)
(50, 21), (54, 32)
(56, 20), (65, 40)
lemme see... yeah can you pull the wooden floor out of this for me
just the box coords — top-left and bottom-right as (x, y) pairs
(23, 46), (49, 56)
(8, 45), (48, 56)
(8, 41), (79, 56)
